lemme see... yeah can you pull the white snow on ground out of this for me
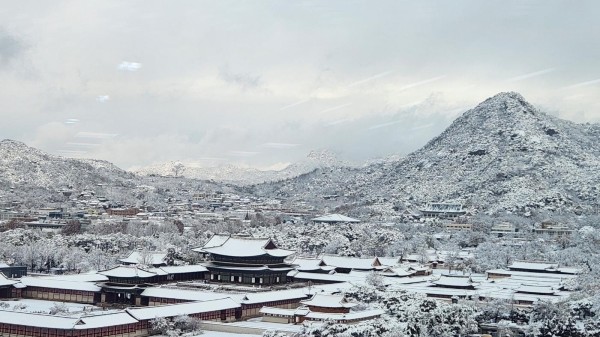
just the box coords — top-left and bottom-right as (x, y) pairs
(195, 333), (261, 337)
(0, 299), (100, 314)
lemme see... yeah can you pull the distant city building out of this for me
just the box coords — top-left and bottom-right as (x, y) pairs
(311, 214), (361, 224)
(0, 211), (28, 221)
(445, 223), (473, 231)
(22, 220), (66, 232)
(533, 220), (573, 237)
(420, 203), (466, 219)
(106, 208), (141, 216)
(491, 223), (518, 237)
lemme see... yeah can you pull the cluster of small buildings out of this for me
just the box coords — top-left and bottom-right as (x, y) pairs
(2, 189), (361, 235)
(414, 203), (573, 239)
(416, 202), (574, 239)
(390, 260), (578, 308)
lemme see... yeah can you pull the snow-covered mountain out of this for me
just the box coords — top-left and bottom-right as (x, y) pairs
(0, 139), (136, 191)
(4, 92), (600, 216)
(132, 149), (352, 185)
(252, 92), (600, 216)
(0, 140), (228, 206)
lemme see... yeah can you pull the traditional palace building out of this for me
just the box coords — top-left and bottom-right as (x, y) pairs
(194, 234), (296, 285)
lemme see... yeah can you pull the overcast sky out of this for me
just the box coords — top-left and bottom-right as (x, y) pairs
(1, 1), (599, 170)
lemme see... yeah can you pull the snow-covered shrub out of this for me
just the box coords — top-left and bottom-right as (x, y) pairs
(49, 302), (69, 315)
(172, 315), (202, 333)
(149, 315), (202, 336)
(150, 317), (173, 335)
(365, 271), (385, 290)
(345, 286), (478, 337)
(262, 331), (288, 337)
(301, 317), (404, 337)
(12, 303), (28, 311)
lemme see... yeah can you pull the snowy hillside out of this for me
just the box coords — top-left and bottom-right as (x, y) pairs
(4, 92), (599, 216)
(252, 92), (600, 216)
(132, 149), (352, 185)
(0, 139), (229, 206)
(0, 139), (136, 191)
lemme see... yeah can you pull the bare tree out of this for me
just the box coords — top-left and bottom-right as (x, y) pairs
(171, 162), (186, 177)
(88, 248), (115, 271)
(3, 218), (24, 231)
(366, 271), (385, 290)
(62, 220), (82, 235)
(137, 248), (154, 267)
(174, 219), (185, 234)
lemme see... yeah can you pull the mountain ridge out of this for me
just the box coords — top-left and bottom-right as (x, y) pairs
(252, 92), (600, 217)
(131, 149), (353, 185)
(2, 92), (600, 217)
(0, 139), (231, 207)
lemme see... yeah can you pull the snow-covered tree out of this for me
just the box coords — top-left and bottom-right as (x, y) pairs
(171, 162), (186, 177)
(150, 317), (173, 335)
(172, 314), (202, 333)
(49, 302), (69, 315)
(365, 271), (385, 290)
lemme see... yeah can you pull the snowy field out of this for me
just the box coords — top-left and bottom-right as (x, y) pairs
(197, 333), (260, 337)
(150, 331), (261, 337)
(0, 298), (100, 314)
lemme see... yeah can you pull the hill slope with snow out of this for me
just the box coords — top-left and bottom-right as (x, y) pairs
(0, 140), (228, 206)
(0, 139), (136, 191)
(252, 92), (600, 216)
(132, 149), (352, 185)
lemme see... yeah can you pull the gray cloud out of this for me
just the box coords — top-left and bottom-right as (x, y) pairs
(506, 68), (556, 82)
(280, 99), (311, 111)
(219, 66), (261, 89)
(562, 78), (600, 90)
(0, 1), (599, 169)
(347, 71), (394, 88)
(0, 29), (24, 67)
(367, 120), (403, 131)
(262, 142), (300, 149)
(320, 103), (352, 114)
(229, 151), (260, 157)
